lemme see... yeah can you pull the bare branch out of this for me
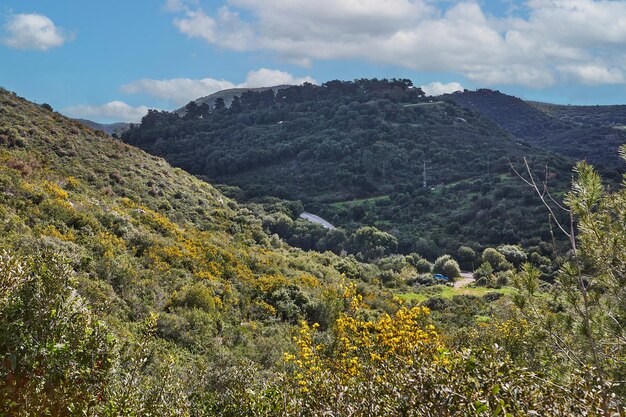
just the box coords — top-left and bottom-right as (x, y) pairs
(510, 158), (571, 239)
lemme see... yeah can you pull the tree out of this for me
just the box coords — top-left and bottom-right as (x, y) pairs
(457, 245), (476, 270)
(0, 253), (113, 416)
(433, 254), (452, 275)
(441, 259), (461, 280)
(214, 97), (226, 110)
(351, 226), (398, 261)
(184, 101), (200, 119)
(497, 244), (527, 267)
(512, 156), (626, 412)
(481, 248), (508, 272)
(414, 258), (433, 274)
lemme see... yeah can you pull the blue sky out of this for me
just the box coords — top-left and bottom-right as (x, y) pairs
(1, 0), (626, 122)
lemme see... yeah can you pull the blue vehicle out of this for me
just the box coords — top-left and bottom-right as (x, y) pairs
(433, 274), (449, 282)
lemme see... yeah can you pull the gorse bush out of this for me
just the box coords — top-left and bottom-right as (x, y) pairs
(273, 285), (611, 416)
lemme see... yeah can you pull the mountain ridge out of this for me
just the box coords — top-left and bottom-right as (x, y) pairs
(444, 89), (626, 170)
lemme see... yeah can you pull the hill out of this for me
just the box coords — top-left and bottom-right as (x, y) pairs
(173, 85), (290, 115)
(445, 89), (626, 170)
(0, 86), (404, 411)
(123, 79), (574, 257)
(74, 118), (131, 136)
(528, 101), (626, 127)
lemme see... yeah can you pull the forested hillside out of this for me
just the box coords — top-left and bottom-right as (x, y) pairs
(0, 86), (395, 414)
(446, 89), (626, 170)
(529, 101), (626, 127)
(123, 80), (574, 256)
(174, 85), (290, 115)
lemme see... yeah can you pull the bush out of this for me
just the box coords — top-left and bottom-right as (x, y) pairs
(0, 253), (114, 416)
(441, 258), (461, 280)
(415, 258), (433, 273)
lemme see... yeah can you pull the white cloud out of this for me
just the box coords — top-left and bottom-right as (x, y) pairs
(173, 7), (254, 51)
(121, 68), (316, 105)
(421, 81), (464, 96)
(166, 0), (626, 88)
(2, 13), (73, 51)
(557, 64), (624, 85)
(163, 0), (198, 12)
(243, 68), (316, 88)
(63, 101), (152, 123)
(122, 77), (236, 105)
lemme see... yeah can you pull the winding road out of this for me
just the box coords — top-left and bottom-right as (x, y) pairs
(299, 212), (336, 229)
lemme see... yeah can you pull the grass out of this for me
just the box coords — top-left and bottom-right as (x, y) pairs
(330, 195), (391, 209)
(395, 284), (517, 303)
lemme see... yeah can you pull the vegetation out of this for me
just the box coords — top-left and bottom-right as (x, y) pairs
(123, 79), (574, 256)
(1, 87), (624, 415)
(446, 89), (626, 172)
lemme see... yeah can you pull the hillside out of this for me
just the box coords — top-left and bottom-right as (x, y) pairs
(173, 85), (290, 115)
(445, 89), (626, 170)
(74, 118), (131, 136)
(528, 101), (626, 127)
(123, 79), (574, 257)
(0, 86), (403, 411)
(0, 86), (407, 332)
(2, 86), (622, 415)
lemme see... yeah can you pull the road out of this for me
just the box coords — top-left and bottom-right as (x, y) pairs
(454, 272), (474, 288)
(299, 212), (336, 229)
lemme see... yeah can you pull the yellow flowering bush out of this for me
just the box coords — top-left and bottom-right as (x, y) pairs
(279, 288), (609, 416)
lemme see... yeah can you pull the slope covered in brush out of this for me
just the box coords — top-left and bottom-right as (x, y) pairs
(445, 89), (626, 170)
(0, 85), (399, 392)
(2, 87), (620, 416)
(123, 79), (573, 256)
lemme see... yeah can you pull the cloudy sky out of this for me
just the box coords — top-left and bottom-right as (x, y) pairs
(1, 0), (626, 122)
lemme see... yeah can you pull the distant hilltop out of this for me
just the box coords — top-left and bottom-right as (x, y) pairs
(173, 85), (292, 115)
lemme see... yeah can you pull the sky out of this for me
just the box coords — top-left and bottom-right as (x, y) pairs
(1, 0), (626, 123)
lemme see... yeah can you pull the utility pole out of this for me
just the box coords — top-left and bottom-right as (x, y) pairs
(423, 160), (430, 188)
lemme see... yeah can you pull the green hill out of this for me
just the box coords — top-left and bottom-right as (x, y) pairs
(1, 86), (621, 415)
(173, 85), (291, 116)
(0, 86), (403, 412)
(528, 101), (626, 128)
(123, 79), (573, 257)
(445, 89), (626, 170)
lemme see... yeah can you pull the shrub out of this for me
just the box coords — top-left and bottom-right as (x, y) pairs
(0, 253), (114, 416)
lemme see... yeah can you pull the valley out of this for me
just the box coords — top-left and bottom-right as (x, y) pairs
(3, 1), (626, 414)
(1, 82), (624, 415)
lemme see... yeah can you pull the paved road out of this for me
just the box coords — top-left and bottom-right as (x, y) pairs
(299, 212), (336, 229)
(454, 272), (474, 288)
